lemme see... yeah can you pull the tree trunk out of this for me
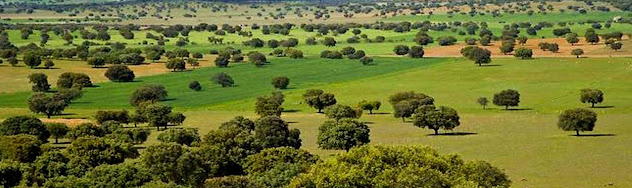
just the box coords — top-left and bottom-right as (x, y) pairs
(369, 110), (373, 114)
(318, 108), (322, 113)
(505, 105), (509, 110)
(55, 138), (58, 144)
(402, 117), (405, 122)
(434, 129), (439, 135)
(592, 103), (595, 108)
(576, 129), (580, 136)
(47, 113), (51, 118)
(156, 126), (160, 131)
(482, 105), (486, 109)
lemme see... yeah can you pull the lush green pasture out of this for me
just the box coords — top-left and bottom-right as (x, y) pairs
(1, 56), (632, 187)
(0, 57), (443, 109)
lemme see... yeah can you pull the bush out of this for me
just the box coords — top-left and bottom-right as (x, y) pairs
(393, 45), (409, 55)
(189, 81), (202, 91)
(105, 65), (135, 82)
(212, 73), (234, 87)
(359, 56), (374, 65)
(514, 48), (533, 59)
(129, 84), (168, 106)
(408, 46), (425, 58)
(437, 36), (457, 46)
(271, 77), (290, 89)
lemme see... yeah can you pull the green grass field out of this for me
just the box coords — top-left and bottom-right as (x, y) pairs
(1, 56), (632, 187)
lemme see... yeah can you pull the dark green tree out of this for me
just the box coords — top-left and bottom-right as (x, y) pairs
(412, 106), (460, 135)
(302, 89), (337, 113)
(254, 116), (301, 149)
(317, 119), (370, 151)
(28, 73), (50, 92)
(212, 72), (235, 87)
(580, 88), (604, 107)
(105, 65), (135, 82)
(493, 89), (520, 110)
(271, 76), (290, 89)
(130, 84), (168, 106)
(558, 108), (597, 136)
(46, 123), (69, 144)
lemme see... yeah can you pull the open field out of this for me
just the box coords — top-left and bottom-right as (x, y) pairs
(2, 57), (632, 187)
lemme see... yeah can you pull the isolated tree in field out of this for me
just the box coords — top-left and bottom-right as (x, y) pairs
(516, 36), (528, 45)
(166, 58), (186, 71)
(303, 89), (337, 113)
(271, 76), (290, 89)
(359, 56), (374, 65)
(255, 92), (285, 117)
(248, 52), (268, 67)
(413, 106), (460, 135)
(408, 46), (424, 58)
(610, 42), (622, 51)
(357, 100), (381, 114)
(0, 115), (49, 142)
(187, 58), (199, 68)
(548, 43), (560, 53)
(580, 89), (604, 108)
(146, 51), (161, 62)
(323, 37), (337, 47)
(493, 89), (520, 110)
(23, 51), (42, 68)
(130, 84), (168, 106)
(565, 33), (579, 45)
(44, 60), (54, 69)
(499, 41), (515, 55)
(28, 73), (50, 92)
(584, 29), (600, 44)
(46, 123), (69, 144)
(87, 57), (106, 68)
(189, 81), (202, 91)
(8, 57), (18, 67)
(571, 49), (584, 58)
(28, 93), (67, 118)
(212, 72), (234, 87)
(393, 45), (409, 55)
(477, 97), (488, 109)
(558, 108), (597, 136)
(255, 116), (301, 149)
(514, 48), (533, 59)
(317, 119), (370, 151)
(105, 65), (135, 82)
(214, 54), (230, 68)
(324, 104), (362, 121)
(462, 46), (492, 66)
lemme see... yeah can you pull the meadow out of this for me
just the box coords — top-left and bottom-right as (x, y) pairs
(2, 56), (632, 187)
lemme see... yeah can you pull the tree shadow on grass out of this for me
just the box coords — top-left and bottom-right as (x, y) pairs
(574, 133), (616, 137)
(283, 109), (301, 113)
(506, 108), (533, 111)
(162, 98), (176, 102)
(370, 112), (391, 115)
(592, 106), (614, 109)
(481, 64), (501, 67)
(286, 121), (299, 124)
(427, 132), (478, 136)
(55, 113), (77, 116)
